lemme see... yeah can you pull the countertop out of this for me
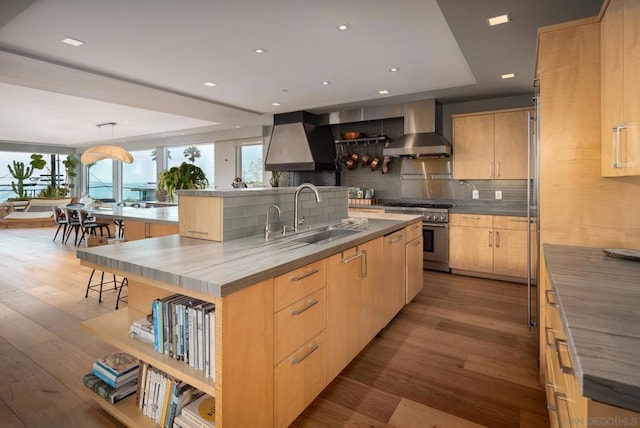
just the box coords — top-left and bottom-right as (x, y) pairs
(543, 244), (640, 412)
(77, 214), (421, 298)
(348, 200), (530, 217)
(88, 206), (179, 225)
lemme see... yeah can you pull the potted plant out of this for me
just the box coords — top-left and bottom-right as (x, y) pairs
(7, 154), (46, 200)
(157, 162), (208, 202)
(62, 154), (79, 189)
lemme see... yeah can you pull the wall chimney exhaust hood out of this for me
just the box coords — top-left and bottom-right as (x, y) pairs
(383, 99), (452, 158)
(265, 111), (336, 171)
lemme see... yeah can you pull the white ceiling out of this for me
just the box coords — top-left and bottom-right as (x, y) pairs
(0, 0), (603, 147)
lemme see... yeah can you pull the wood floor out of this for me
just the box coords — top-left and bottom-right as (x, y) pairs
(0, 226), (548, 428)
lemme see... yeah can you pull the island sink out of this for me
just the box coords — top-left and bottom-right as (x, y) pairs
(292, 227), (361, 245)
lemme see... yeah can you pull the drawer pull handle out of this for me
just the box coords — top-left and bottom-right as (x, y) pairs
(462, 216), (481, 220)
(545, 289), (557, 307)
(291, 299), (319, 316)
(488, 230), (493, 247)
(291, 268), (319, 282)
(342, 251), (363, 264)
(389, 236), (403, 243)
(495, 231), (500, 248)
(410, 239), (422, 248)
(555, 338), (575, 375)
(544, 327), (557, 349)
(187, 230), (209, 235)
(291, 343), (319, 365)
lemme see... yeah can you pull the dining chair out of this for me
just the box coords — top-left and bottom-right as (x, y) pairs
(77, 209), (111, 246)
(62, 206), (82, 246)
(52, 206), (68, 242)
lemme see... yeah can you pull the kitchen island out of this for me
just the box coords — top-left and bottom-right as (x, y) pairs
(542, 244), (640, 423)
(88, 205), (178, 240)
(76, 214), (422, 427)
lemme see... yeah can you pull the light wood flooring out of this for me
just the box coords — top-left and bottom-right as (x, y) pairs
(0, 226), (548, 428)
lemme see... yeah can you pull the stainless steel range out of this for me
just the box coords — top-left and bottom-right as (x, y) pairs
(383, 202), (452, 272)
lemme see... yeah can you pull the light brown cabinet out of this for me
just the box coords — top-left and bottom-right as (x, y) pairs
(123, 220), (178, 240)
(326, 238), (383, 381)
(453, 108), (532, 180)
(178, 195), (223, 241)
(449, 214), (532, 280)
(601, 0), (640, 176)
(405, 221), (423, 303)
(382, 229), (406, 326)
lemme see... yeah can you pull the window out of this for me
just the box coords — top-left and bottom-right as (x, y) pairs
(0, 151), (67, 201)
(167, 144), (214, 184)
(87, 159), (113, 199)
(123, 149), (156, 201)
(238, 143), (263, 186)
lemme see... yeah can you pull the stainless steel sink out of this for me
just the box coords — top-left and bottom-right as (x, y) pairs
(292, 228), (361, 245)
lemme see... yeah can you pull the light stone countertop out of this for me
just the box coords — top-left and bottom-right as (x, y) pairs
(87, 206), (178, 225)
(543, 244), (640, 413)
(77, 215), (421, 298)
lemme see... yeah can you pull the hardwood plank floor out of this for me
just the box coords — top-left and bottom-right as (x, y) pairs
(0, 226), (548, 427)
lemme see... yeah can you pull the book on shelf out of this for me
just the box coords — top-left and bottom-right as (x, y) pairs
(92, 362), (139, 388)
(174, 413), (203, 428)
(95, 350), (139, 377)
(82, 373), (138, 404)
(181, 393), (216, 428)
(129, 315), (154, 346)
(151, 294), (216, 378)
(136, 363), (204, 428)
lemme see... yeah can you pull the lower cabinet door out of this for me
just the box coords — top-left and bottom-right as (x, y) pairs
(274, 331), (326, 428)
(405, 236), (424, 303)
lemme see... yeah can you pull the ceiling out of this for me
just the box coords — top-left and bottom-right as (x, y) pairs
(0, 0), (603, 148)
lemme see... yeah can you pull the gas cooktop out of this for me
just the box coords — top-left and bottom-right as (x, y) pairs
(383, 202), (454, 209)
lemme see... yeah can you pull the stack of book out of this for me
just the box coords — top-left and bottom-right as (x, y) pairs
(82, 351), (139, 404)
(137, 363), (203, 428)
(151, 294), (216, 379)
(129, 315), (154, 346)
(174, 393), (216, 428)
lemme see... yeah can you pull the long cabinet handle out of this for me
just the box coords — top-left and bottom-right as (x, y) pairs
(361, 249), (368, 279)
(545, 289), (557, 307)
(613, 123), (628, 168)
(389, 236), (404, 243)
(409, 238), (422, 248)
(489, 162), (494, 178)
(555, 338), (575, 375)
(187, 230), (209, 235)
(462, 216), (481, 220)
(496, 161), (501, 178)
(495, 231), (500, 248)
(488, 231), (493, 247)
(291, 299), (319, 316)
(291, 268), (319, 282)
(342, 251), (363, 264)
(291, 343), (319, 365)
(545, 383), (557, 411)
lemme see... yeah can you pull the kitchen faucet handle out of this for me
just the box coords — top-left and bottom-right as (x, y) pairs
(282, 225), (295, 236)
(298, 216), (305, 226)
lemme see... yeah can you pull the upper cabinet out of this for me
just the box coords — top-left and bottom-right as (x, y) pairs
(601, 0), (640, 176)
(453, 108), (532, 179)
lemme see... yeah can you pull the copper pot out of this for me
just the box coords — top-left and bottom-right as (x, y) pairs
(361, 153), (372, 167)
(341, 132), (362, 140)
(346, 158), (357, 170)
(370, 156), (381, 171)
(350, 151), (360, 162)
(382, 156), (391, 174)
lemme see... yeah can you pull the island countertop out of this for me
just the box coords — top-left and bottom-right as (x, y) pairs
(88, 206), (178, 225)
(77, 215), (420, 298)
(543, 244), (640, 413)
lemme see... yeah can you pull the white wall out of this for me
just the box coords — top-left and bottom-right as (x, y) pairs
(214, 140), (238, 189)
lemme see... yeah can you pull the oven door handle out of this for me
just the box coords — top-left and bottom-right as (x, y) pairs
(422, 222), (448, 228)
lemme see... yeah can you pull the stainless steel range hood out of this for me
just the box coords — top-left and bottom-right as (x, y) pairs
(383, 100), (452, 158)
(265, 111), (336, 171)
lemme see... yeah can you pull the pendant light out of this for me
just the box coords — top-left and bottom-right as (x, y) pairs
(81, 122), (134, 165)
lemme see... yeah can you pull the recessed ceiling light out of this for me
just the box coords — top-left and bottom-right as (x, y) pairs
(272, 102), (282, 106)
(501, 73), (515, 79)
(255, 48), (266, 54)
(61, 37), (85, 47)
(336, 23), (350, 31)
(321, 81), (331, 86)
(378, 90), (390, 95)
(487, 14), (511, 27)
(202, 82), (217, 87)
(388, 67), (399, 72)
(235, 125), (241, 129)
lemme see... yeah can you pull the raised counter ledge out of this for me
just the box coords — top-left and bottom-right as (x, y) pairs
(77, 215), (420, 298)
(543, 244), (640, 413)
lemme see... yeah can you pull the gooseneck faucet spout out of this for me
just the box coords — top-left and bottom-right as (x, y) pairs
(294, 183), (321, 232)
(265, 205), (281, 240)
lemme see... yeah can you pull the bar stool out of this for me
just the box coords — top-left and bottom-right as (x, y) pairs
(84, 236), (128, 309)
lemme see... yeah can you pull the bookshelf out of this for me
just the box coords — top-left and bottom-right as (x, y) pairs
(86, 394), (157, 428)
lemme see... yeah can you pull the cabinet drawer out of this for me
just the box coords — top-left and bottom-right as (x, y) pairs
(449, 213), (493, 228)
(275, 288), (326, 364)
(275, 331), (326, 428)
(274, 260), (326, 312)
(405, 221), (422, 242)
(493, 215), (529, 230)
(178, 196), (223, 241)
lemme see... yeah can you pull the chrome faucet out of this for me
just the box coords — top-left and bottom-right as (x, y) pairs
(265, 205), (281, 240)
(293, 183), (321, 232)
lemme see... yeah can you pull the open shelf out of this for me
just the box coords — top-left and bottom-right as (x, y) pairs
(334, 136), (388, 144)
(87, 393), (156, 428)
(81, 307), (216, 394)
